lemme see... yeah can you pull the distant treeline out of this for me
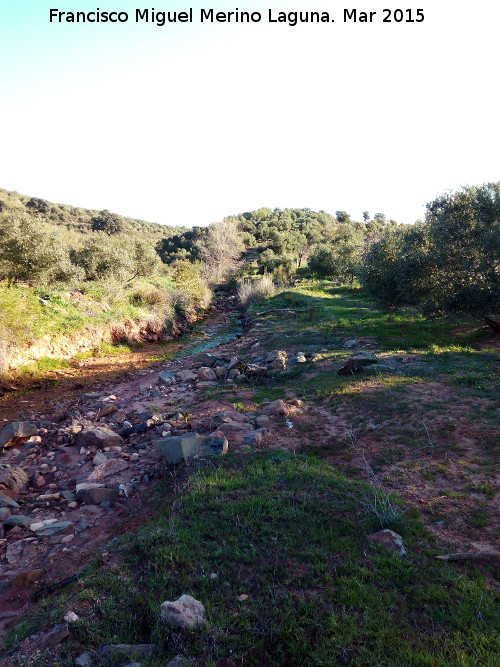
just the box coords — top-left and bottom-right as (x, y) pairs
(1, 183), (498, 315)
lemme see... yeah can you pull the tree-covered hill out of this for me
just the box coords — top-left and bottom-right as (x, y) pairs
(0, 188), (188, 248)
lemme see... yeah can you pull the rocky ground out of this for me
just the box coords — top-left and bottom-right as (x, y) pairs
(0, 288), (498, 665)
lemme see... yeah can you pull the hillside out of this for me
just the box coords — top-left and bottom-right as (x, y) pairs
(0, 188), (186, 248)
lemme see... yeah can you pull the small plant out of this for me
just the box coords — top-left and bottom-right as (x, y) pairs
(346, 430), (407, 526)
(237, 272), (275, 306)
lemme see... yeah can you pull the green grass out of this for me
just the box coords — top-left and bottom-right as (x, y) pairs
(249, 281), (487, 353)
(5, 454), (497, 666)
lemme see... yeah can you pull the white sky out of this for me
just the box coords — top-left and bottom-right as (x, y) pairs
(1, 1), (499, 227)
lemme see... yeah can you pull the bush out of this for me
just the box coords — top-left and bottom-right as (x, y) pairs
(0, 213), (81, 286)
(91, 210), (124, 235)
(73, 235), (161, 283)
(128, 284), (170, 308)
(361, 183), (500, 314)
(238, 273), (275, 306)
(309, 236), (362, 282)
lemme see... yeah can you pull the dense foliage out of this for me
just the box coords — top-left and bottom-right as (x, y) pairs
(1, 182), (498, 318)
(361, 183), (500, 314)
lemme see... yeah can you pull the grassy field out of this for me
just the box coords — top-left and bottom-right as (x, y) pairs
(4, 454), (498, 666)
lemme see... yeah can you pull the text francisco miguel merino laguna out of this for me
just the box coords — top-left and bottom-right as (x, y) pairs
(49, 7), (425, 26)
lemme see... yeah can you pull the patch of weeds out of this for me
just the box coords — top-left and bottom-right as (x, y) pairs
(371, 446), (406, 469)
(467, 481), (495, 499)
(467, 510), (491, 528)
(440, 489), (466, 499)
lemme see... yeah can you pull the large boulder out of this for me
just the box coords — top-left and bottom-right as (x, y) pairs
(76, 427), (122, 449)
(154, 432), (228, 464)
(160, 594), (206, 629)
(0, 421), (37, 448)
(0, 464), (29, 494)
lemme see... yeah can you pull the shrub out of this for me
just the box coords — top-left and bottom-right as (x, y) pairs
(91, 209), (124, 235)
(237, 273), (275, 306)
(361, 183), (500, 314)
(0, 213), (80, 286)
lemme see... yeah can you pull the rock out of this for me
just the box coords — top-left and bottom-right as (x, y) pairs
(244, 363), (268, 376)
(178, 370), (197, 382)
(197, 367), (217, 381)
(0, 464), (29, 493)
(32, 473), (46, 488)
(213, 411), (249, 425)
(158, 370), (176, 386)
(296, 352), (307, 363)
(93, 452), (108, 466)
(203, 432), (229, 456)
(266, 350), (287, 370)
(38, 491), (61, 501)
(337, 353), (378, 375)
(351, 352), (378, 365)
(0, 507), (11, 520)
(154, 433), (228, 464)
(75, 653), (93, 667)
(243, 428), (270, 447)
(33, 520), (73, 538)
(227, 356), (241, 371)
(160, 594), (206, 629)
(0, 492), (20, 509)
(99, 644), (156, 659)
(191, 352), (219, 367)
(76, 427), (122, 450)
(255, 415), (271, 428)
(30, 518), (58, 532)
(64, 611), (79, 623)
(87, 458), (129, 482)
(262, 399), (290, 417)
(367, 529), (406, 557)
(39, 623), (69, 649)
(343, 339), (359, 348)
(3, 514), (32, 528)
(96, 405), (118, 419)
(216, 422), (253, 437)
(0, 421), (37, 448)
(5, 541), (24, 563)
(76, 483), (119, 505)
